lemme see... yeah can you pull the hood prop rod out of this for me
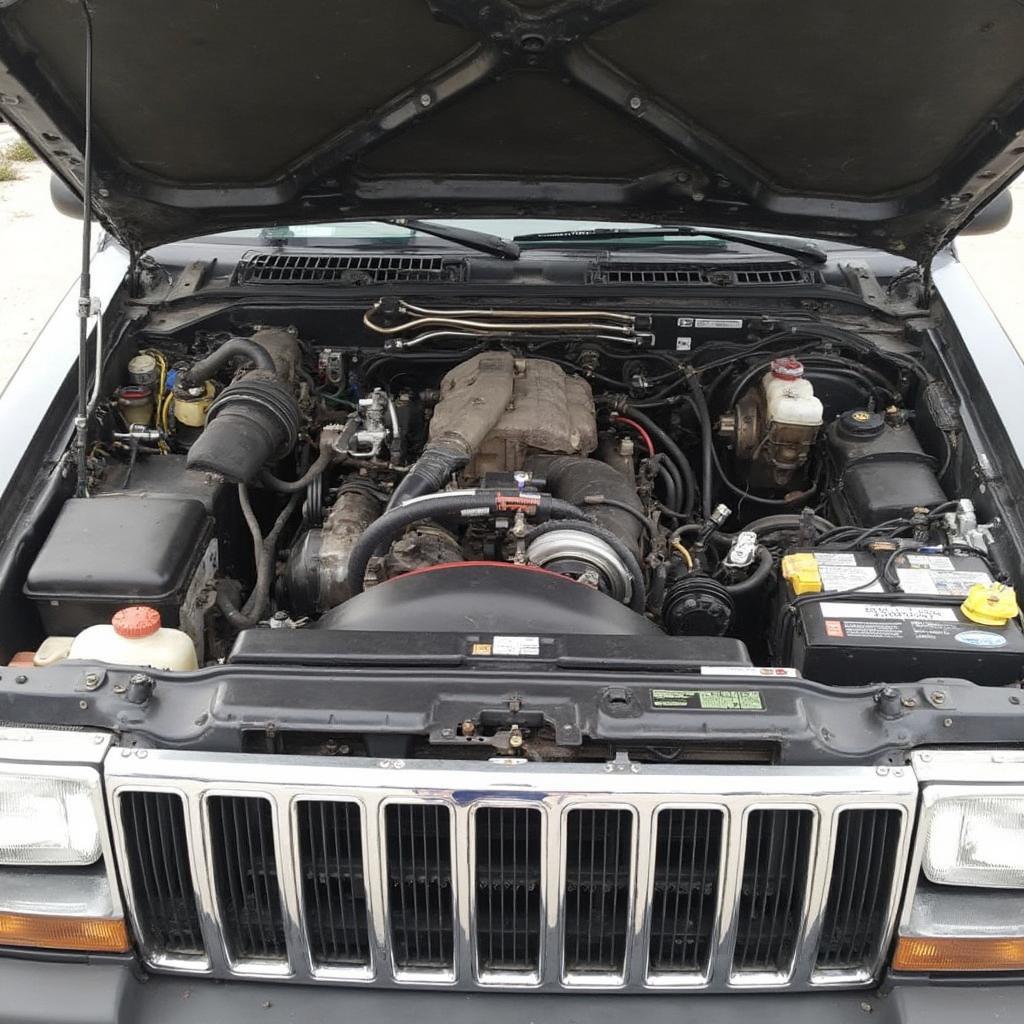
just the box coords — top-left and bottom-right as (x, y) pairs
(73, 0), (97, 497)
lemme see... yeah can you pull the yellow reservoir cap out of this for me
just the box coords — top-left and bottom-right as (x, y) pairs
(781, 552), (822, 595)
(960, 581), (1019, 626)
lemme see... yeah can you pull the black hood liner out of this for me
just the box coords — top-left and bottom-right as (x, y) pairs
(1, 0), (1023, 259)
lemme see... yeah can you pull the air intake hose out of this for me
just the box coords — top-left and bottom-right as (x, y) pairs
(180, 336), (275, 384)
(184, 332), (303, 483)
(527, 455), (644, 555)
(187, 372), (301, 483)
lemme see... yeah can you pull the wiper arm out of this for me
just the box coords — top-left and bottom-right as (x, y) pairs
(514, 226), (827, 265)
(378, 218), (520, 260)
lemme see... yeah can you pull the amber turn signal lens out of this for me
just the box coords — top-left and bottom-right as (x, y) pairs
(0, 912), (130, 953)
(893, 935), (1024, 972)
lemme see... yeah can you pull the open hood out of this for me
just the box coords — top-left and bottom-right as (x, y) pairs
(1, 0), (1023, 260)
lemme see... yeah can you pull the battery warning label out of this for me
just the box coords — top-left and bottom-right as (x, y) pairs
(651, 689), (765, 711)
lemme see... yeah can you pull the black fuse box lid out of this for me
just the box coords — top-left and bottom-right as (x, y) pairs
(25, 495), (212, 607)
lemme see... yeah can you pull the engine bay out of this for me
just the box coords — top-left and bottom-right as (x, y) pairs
(14, 296), (1023, 698)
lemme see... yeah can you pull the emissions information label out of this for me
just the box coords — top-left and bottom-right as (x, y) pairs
(491, 635), (540, 656)
(651, 689), (765, 711)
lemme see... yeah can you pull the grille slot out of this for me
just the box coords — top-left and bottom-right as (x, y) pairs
(474, 807), (542, 975)
(589, 262), (821, 286)
(384, 804), (454, 971)
(563, 808), (634, 975)
(733, 809), (813, 975)
(208, 796), (286, 963)
(297, 801), (371, 969)
(648, 808), (724, 975)
(815, 809), (903, 972)
(118, 791), (204, 959)
(235, 251), (466, 286)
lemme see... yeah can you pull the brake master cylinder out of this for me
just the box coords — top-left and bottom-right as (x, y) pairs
(721, 355), (823, 491)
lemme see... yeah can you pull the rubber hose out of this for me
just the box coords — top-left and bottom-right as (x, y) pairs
(386, 441), (469, 510)
(523, 518), (647, 614)
(654, 461), (679, 515)
(259, 443), (334, 494)
(721, 545), (773, 596)
(618, 406), (697, 519)
(683, 375), (714, 520)
(529, 454), (645, 555)
(184, 336), (274, 383)
(216, 486), (302, 628)
(346, 490), (590, 596)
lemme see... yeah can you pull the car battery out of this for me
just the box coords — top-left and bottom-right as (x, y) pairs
(777, 546), (1024, 685)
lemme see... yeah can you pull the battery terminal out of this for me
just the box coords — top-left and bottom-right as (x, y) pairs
(781, 552), (822, 595)
(961, 582), (1019, 626)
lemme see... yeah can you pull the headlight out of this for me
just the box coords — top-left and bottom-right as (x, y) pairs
(923, 794), (1024, 889)
(0, 768), (102, 867)
(894, 754), (1024, 974)
(0, 728), (128, 955)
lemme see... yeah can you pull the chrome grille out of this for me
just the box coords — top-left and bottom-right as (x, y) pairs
(105, 752), (916, 992)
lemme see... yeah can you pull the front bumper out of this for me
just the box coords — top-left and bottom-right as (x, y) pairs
(0, 959), (1019, 1024)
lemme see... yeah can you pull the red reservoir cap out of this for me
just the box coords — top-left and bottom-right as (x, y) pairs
(771, 355), (805, 380)
(112, 605), (161, 639)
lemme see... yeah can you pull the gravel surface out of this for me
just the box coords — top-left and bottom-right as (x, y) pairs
(0, 123), (90, 389)
(0, 122), (1022, 393)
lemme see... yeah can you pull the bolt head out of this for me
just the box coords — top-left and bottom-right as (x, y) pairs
(418, 93), (432, 107)
(628, 95), (642, 110)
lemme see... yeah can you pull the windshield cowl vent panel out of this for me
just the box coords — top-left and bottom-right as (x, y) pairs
(588, 262), (822, 286)
(235, 252), (468, 286)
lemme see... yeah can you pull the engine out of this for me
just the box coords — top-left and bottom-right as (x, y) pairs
(20, 301), (1024, 692)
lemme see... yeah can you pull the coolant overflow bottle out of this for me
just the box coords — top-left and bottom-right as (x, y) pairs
(68, 605), (198, 670)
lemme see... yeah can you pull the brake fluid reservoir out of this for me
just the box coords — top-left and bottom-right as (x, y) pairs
(68, 606), (198, 670)
(755, 356), (823, 489)
(763, 356), (824, 429)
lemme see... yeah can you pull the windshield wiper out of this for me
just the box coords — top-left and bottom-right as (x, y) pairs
(378, 218), (520, 260)
(513, 226), (827, 265)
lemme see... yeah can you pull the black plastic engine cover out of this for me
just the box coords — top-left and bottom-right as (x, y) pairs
(316, 562), (660, 635)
